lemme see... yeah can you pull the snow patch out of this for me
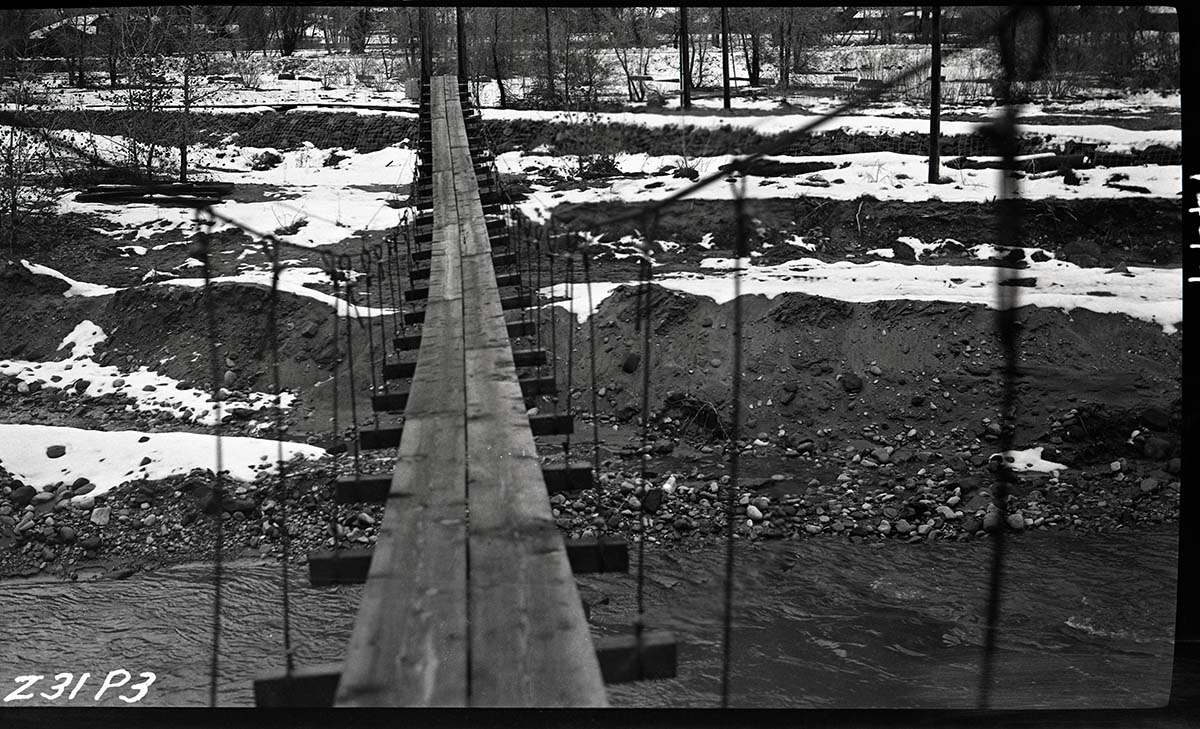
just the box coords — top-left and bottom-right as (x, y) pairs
(1001, 447), (1068, 473)
(543, 256), (1181, 333)
(20, 260), (121, 297)
(57, 320), (107, 360)
(0, 318), (296, 426)
(0, 423), (324, 497)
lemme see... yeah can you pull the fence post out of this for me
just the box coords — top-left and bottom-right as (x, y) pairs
(928, 4), (942, 183)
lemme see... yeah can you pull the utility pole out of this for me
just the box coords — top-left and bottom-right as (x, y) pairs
(928, 5), (942, 183)
(679, 6), (691, 109)
(721, 7), (730, 109)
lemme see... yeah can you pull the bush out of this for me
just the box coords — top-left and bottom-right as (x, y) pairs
(233, 56), (269, 90)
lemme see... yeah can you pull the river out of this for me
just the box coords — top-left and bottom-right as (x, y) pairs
(0, 524), (1177, 708)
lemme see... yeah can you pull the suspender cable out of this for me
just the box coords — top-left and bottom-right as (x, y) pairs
(535, 220), (544, 378)
(563, 252), (576, 464)
(377, 256), (391, 391)
(342, 256), (361, 477)
(267, 239), (295, 677)
(722, 183), (749, 708)
(394, 225), (410, 341)
(583, 252), (601, 496)
(977, 5), (1051, 710)
(328, 260), (342, 544)
(548, 222), (559, 413)
(196, 209), (226, 707)
(635, 212), (658, 635)
(361, 250), (380, 430)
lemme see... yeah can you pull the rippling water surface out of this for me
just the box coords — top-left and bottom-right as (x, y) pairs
(0, 525), (1177, 708)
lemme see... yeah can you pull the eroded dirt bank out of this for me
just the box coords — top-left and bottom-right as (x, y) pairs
(1, 272), (1181, 579)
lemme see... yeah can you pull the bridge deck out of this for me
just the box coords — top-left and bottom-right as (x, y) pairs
(334, 76), (606, 707)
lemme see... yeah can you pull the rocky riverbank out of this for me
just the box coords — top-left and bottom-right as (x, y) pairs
(0, 401), (1181, 581)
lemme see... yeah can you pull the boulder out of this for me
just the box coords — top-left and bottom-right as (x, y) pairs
(1143, 437), (1171, 460)
(10, 485), (36, 508)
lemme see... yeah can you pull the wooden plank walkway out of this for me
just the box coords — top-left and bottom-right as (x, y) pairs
(335, 77), (468, 706)
(334, 76), (606, 707)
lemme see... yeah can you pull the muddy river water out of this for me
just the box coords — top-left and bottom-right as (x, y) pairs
(0, 525), (1177, 708)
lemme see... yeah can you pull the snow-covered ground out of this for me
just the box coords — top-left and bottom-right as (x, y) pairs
(480, 107), (1180, 152)
(543, 249), (1182, 334)
(0, 423), (324, 497)
(0, 321), (296, 425)
(15, 261), (394, 319)
(50, 138), (417, 249)
(14, 73), (413, 111)
(502, 149), (1180, 223)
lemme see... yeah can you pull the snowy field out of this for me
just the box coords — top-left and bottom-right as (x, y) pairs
(46, 133), (419, 249)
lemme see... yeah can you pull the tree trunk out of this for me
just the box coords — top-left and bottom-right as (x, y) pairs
(777, 20), (787, 89)
(928, 5), (941, 184)
(679, 6), (690, 109)
(491, 10), (507, 107)
(749, 34), (760, 86)
(561, 28), (570, 106)
(543, 8), (554, 105)
(721, 7), (730, 108)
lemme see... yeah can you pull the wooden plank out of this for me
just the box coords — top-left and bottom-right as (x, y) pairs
(334, 472), (394, 503)
(447, 80), (606, 706)
(382, 359), (417, 379)
(594, 631), (678, 684)
(565, 536), (630, 574)
(542, 462), (593, 493)
(394, 333), (422, 351)
(358, 426), (403, 450)
(512, 348), (547, 367)
(373, 374), (549, 413)
(254, 664), (343, 707)
(333, 464), (588, 505)
(308, 548), (374, 586)
(529, 413), (573, 436)
(335, 76), (469, 707)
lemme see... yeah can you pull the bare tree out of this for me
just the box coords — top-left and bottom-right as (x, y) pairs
(272, 7), (310, 57)
(1, 10), (39, 80)
(235, 6), (272, 56)
(730, 8), (767, 87)
(345, 7), (374, 54)
(607, 7), (660, 102)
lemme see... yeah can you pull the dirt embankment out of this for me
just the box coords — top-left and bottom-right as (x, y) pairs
(21, 108), (1180, 166)
(480, 118), (1181, 166)
(549, 196), (1182, 275)
(548, 285), (1180, 448)
(0, 281), (1182, 580)
(0, 262), (388, 440)
(24, 109), (419, 154)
